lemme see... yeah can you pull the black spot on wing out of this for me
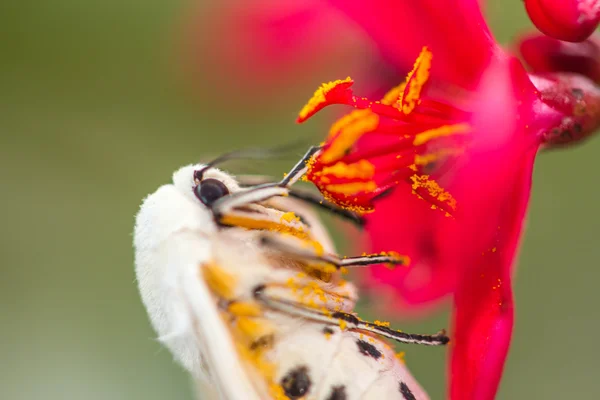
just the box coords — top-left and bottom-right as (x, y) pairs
(356, 339), (382, 359)
(399, 381), (416, 400)
(281, 366), (312, 399)
(323, 327), (335, 335)
(249, 334), (274, 351)
(326, 385), (347, 400)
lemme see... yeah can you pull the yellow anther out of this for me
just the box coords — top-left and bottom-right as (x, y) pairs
(324, 181), (377, 196)
(298, 77), (353, 121)
(401, 47), (433, 115)
(410, 175), (457, 211)
(413, 123), (470, 146)
(228, 302), (262, 317)
(414, 148), (465, 166)
(321, 110), (379, 163)
(381, 82), (407, 106)
(319, 159), (375, 180)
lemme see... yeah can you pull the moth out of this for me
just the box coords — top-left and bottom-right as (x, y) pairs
(133, 147), (449, 400)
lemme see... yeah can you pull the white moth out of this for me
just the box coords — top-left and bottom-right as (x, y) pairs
(133, 147), (448, 400)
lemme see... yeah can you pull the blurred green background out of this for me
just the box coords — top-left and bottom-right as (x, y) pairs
(2, 1), (599, 399)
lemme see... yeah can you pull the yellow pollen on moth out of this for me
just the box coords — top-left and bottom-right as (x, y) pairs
(270, 384), (289, 400)
(298, 77), (353, 121)
(219, 214), (310, 241)
(324, 181), (377, 196)
(280, 211), (300, 223)
(304, 281), (328, 303)
(395, 351), (406, 364)
(286, 277), (299, 293)
(339, 319), (348, 330)
(413, 123), (470, 146)
(374, 320), (391, 327)
(236, 317), (275, 342)
(319, 159), (375, 180)
(401, 47), (433, 115)
(236, 343), (280, 397)
(202, 263), (237, 300)
(320, 264), (337, 274)
(383, 251), (410, 268)
(410, 174), (457, 211)
(321, 110), (379, 163)
(303, 239), (325, 256)
(228, 302), (262, 317)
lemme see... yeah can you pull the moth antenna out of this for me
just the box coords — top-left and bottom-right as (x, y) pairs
(196, 140), (311, 180)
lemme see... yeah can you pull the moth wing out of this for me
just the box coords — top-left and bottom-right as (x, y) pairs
(266, 323), (344, 399)
(359, 335), (428, 400)
(311, 331), (429, 400)
(173, 230), (263, 400)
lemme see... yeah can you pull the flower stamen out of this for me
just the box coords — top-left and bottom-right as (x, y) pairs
(299, 47), (469, 215)
(401, 47), (433, 115)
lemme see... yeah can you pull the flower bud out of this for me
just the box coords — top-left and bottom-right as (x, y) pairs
(525, 0), (600, 42)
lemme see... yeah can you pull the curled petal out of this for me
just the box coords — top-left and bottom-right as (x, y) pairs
(525, 0), (600, 42)
(519, 33), (600, 82)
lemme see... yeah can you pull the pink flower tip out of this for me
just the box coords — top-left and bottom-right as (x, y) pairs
(525, 0), (600, 42)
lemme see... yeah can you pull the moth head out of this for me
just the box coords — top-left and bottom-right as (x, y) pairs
(172, 164), (242, 209)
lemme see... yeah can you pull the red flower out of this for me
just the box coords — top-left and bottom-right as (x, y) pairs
(525, 0), (600, 42)
(193, 0), (600, 398)
(294, 1), (600, 399)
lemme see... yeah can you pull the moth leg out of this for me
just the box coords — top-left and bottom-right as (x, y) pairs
(253, 285), (449, 346)
(286, 190), (365, 227)
(259, 233), (408, 270)
(237, 174), (365, 227)
(211, 146), (321, 218)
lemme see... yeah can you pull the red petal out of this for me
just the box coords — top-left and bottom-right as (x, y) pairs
(191, 0), (365, 95)
(447, 57), (538, 400)
(326, 0), (496, 88)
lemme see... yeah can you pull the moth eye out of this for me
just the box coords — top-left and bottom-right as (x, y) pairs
(194, 178), (230, 206)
